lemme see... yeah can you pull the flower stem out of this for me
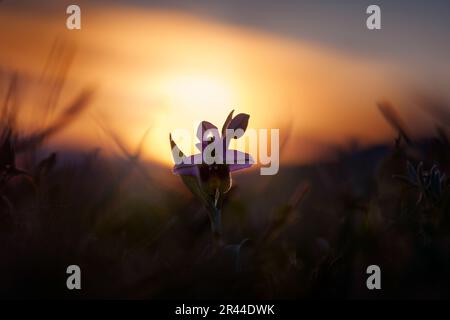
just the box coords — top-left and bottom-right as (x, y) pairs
(208, 188), (223, 246)
(212, 207), (223, 245)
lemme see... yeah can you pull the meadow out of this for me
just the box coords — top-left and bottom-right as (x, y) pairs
(0, 59), (449, 299)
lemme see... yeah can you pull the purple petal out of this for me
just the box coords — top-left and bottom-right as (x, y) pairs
(196, 121), (218, 142)
(224, 150), (254, 167)
(227, 113), (249, 138)
(195, 141), (209, 152)
(221, 110), (235, 136)
(228, 162), (252, 172)
(173, 153), (202, 166)
(169, 133), (185, 162)
(173, 163), (199, 176)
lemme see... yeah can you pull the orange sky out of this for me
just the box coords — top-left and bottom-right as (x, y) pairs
(0, 6), (444, 166)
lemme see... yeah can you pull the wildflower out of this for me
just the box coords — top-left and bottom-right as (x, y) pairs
(169, 110), (254, 242)
(395, 161), (448, 204)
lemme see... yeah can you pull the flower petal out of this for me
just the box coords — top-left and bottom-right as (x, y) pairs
(227, 113), (249, 137)
(225, 150), (254, 167)
(196, 121), (218, 142)
(221, 110), (234, 137)
(173, 163), (199, 176)
(169, 133), (185, 163)
(196, 141), (210, 152)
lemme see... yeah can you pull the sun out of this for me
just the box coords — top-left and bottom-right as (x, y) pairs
(160, 73), (235, 114)
(147, 73), (238, 166)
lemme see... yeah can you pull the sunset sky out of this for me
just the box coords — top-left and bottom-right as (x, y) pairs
(1, 0), (449, 166)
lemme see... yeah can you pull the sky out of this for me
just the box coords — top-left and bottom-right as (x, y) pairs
(124, 0), (450, 62)
(0, 0), (449, 166)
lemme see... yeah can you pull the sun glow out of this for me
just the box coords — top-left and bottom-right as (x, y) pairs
(0, 7), (422, 168)
(161, 74), (235, 111)
(150, 73), (238, 165)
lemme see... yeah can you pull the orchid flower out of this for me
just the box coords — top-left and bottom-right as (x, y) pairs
(169, 110), (254, 243)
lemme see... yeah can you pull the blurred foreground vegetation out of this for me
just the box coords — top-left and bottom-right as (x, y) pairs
(0, 61), (449, 299)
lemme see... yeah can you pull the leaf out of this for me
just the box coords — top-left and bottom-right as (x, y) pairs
(416, 162), (424, 188)
(407, 161), (417, 182)
(17, 89), (93, 151)
(134, 127), (152, 159)
(0, 129), (15, 168)
(224, 238), (252, 272)
(430, 168), (442, 198)
(377, 101), (412, 145)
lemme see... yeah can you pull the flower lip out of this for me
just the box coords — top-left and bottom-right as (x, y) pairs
(173, 147), (254, 176)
